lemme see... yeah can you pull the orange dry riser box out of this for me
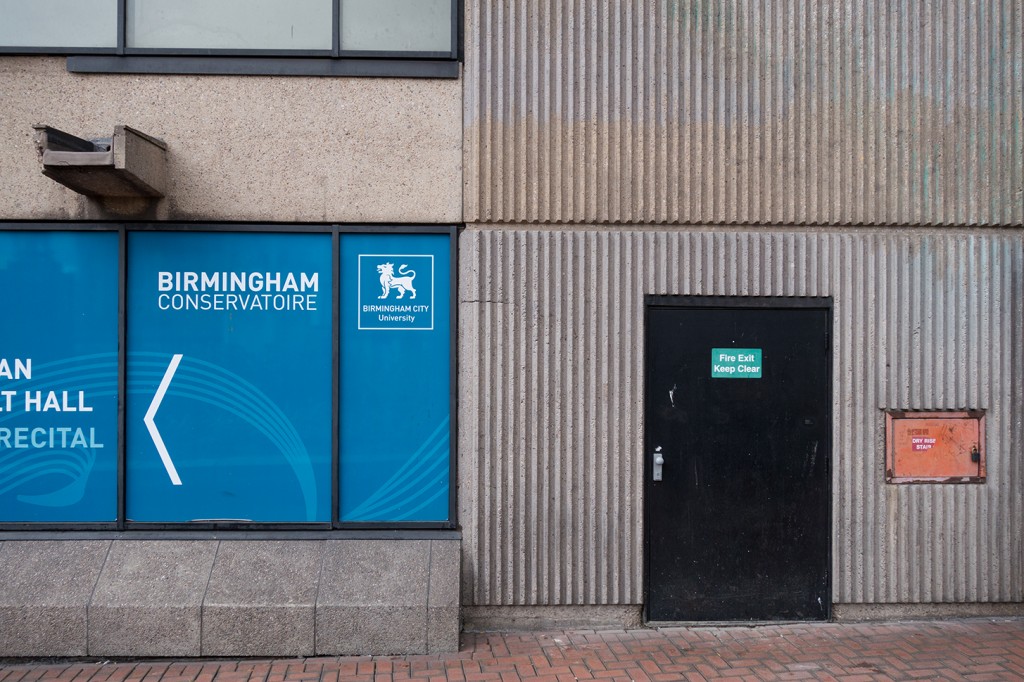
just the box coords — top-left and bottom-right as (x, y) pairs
(885, 410), (985, 483)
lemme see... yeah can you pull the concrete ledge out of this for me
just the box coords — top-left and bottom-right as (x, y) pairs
(316, 539), (453, 655)
(203, 605), (314, 656)
(318, 605), (427, 655)
(463, 605), (644, 632)
(201, 541), (322, 657)
(89, 541), (217, 657)
(834, 602), (1024, 621)
(427, 540), (461, 653)
(0, 540), (109, 656)
(428, 606), (461, 652)
(0, 537), (461, 658)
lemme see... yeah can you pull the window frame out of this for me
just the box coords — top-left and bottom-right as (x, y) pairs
(0, 221), (459, 532)
(0, 0), (461, 78)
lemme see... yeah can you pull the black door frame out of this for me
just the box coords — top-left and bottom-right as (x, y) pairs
(643, 295), (834, 622)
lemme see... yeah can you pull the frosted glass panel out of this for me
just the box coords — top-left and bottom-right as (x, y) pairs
(127, 0), (332, 50)
(0, 0), (117, 48)
(341, 0), (451, 53)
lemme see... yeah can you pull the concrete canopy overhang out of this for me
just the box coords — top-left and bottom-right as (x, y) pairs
(33, 124), (167, 199)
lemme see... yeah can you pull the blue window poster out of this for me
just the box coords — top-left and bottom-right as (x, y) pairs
(0, 231), (119, 522)
(126, 232), (332, 522)
(340, 234), (451, 522)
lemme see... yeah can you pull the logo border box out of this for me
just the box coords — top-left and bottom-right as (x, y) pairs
(357, 254), (435, 331)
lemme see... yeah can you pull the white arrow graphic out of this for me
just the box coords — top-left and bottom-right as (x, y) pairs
(145, 353), (183, 485)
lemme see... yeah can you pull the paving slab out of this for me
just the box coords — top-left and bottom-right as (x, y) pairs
(0, 541), (110, 656)
(2, 618), (1023, 681)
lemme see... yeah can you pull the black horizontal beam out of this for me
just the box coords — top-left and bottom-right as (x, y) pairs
(67, 55), (459, 78)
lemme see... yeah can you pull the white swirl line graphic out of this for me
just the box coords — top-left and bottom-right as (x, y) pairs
(144, 354), (183, 485)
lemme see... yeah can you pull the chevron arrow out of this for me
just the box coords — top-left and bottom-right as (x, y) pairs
(144, 353), (183, 485)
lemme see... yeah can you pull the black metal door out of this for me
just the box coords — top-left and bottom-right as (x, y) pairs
(645, 299), (831, 622)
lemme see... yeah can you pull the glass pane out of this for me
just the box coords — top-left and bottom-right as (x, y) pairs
(341, 0), (451, 53)
(127, 0), (332, 51)
(0, 231), (119, 522)
(0, 0), (116, 49)
(126, 232), (333, 523)
(339, 233), (451, 523)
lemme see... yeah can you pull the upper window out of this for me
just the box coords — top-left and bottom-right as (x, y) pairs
(0, 0), (118, 50)
(127, 0), (335, 52)
(339, 0), (452, 53)
(0, 0), (458, 76)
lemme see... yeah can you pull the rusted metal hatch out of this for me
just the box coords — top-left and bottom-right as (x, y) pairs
(885, 410), (985, 483)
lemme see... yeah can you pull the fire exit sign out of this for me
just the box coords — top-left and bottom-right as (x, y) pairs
(711, 348), (762, 378)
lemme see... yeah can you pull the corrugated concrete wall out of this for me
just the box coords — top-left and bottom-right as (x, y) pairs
(458, 227), (1024, 606)
(464, 0), (1024, 226)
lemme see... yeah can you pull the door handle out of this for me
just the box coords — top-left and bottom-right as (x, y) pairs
(653, 446), (664, 481)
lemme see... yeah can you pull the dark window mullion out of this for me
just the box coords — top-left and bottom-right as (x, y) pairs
(117, 0), (126, 54)
(117, 225), (127, 529)
(333, 0), (341, 57)
(451, 0), (459, 60)
(331, 228), (341, 527)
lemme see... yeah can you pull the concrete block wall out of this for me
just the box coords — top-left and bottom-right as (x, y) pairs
(0, 538), (460, 657)
(0, 58), (462, 223)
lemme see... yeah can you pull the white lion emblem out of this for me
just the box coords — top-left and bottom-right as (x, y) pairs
(377, 262), (417, 299)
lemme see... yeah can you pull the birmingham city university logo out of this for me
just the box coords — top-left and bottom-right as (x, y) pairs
(376, 262), (417, 300)
(359, 255), (433, 331)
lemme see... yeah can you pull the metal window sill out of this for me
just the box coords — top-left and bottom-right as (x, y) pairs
(67, 55), (460, 78)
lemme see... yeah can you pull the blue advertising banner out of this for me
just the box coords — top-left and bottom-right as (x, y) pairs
(126, 232), (332, 522)
(0, 231), (119, 522)
(340, 233), (450, 522)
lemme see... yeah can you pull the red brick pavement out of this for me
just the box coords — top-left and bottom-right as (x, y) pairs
(2, 619), (1022, 682)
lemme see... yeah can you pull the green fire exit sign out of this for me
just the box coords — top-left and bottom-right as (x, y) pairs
(711, 348), (762, 378)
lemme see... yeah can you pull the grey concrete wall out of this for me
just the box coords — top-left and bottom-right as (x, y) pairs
(0, 538), (460, 657)
(458, 225), (1024, 608)
(0, 58), (462, 223)
(464, 0), (1024, 226)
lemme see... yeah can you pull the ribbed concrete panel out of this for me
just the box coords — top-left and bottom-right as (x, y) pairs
(464, 1), (1024, 226)
(458, 226), (1023, 606)
(459, 230), (645, 606)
